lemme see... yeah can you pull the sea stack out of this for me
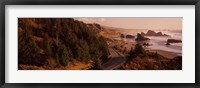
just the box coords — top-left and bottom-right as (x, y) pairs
(143, 30), (170, 36)
(126, 34), (135, 38)
(135, 33), (150, 41)
(167, 39), (182, 43)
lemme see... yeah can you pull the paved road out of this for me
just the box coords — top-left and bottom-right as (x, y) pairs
(102, 47), (127, 70)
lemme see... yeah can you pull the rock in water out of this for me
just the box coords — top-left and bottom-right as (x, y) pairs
(156, 32), (163, 36)
(167, 39), (182, 43)
(135, 33), (150, 41)
(141, 32), (145, 36)
(143, 42), (150, 46)
(166, 42), (170, 45)
(126, 34), (135, 38)
(120, 34), (125, 38)
(146, 30), (157, 36)
(144, 30), (170, 36)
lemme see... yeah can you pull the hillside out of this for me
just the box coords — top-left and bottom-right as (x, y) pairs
(18, 18), (182, 70)
(18, 18), (109, 70)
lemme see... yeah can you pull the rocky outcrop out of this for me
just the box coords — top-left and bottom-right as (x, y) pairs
(126, 35), (135, 38)
(166, 42), (170, 45)
(146, 30), (156, 36)
(143, 42), (150, 46)
(135, 33), (150, 41)
(141, 32), (145, 36)
(142, 30), (169, 36)
(167, 39), (182, 43)
(120, 34), (125, 38)
(120, 34), (134, 38)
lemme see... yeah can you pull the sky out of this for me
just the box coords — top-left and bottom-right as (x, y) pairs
(75, 18), (182, 30)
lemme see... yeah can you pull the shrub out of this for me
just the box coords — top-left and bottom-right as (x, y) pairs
(18, 18), (109, 69)
(18, 26), (46, 66)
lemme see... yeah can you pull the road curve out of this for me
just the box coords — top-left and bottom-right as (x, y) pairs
(102, 47), (127, 70)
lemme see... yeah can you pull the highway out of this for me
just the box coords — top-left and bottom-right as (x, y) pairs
(102, 47), (127, 70)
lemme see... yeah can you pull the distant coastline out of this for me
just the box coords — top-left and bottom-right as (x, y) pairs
(18, 18), (182, 70)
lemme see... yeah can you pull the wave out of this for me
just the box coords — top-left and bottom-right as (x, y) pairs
(117, 30), (182, 55)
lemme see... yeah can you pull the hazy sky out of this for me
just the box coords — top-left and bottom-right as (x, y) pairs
(75, 18), (182, 30)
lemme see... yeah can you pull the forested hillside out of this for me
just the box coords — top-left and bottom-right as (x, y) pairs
(18, 18), (109, 70)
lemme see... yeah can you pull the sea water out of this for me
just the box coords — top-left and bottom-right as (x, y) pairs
(114, 30), (182, 55)
(146, 30), (182, 55)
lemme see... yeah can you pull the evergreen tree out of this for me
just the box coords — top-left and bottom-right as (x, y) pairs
(18, 18), (109, 69)
(18, 25), (45, 66)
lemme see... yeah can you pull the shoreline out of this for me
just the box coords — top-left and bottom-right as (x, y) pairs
(111, 39), (180, 59)
(146, 49), (181, 59)
(113, 36), (182, 59)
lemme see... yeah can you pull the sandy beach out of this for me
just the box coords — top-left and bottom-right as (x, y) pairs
(147, 49), (179, 59)
(112, 39), (179, 59)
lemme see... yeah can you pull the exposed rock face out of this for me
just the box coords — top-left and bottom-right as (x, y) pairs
(146, 30), (157, 36)
(141, 32), (145, 36)
(157, 32), (162, 36)
(142, 30), (169, 36)
(167, 39), (182, 43)
(126, 34), (135, 38)
(135, 33), (150, 41)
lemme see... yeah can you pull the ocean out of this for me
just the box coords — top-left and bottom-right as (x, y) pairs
(115, 30), (182, 55)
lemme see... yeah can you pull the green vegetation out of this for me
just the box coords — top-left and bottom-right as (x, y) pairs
(129, 44), (146, 58)
(18, 25), (46, 66)
(18, 18), (109, 69)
